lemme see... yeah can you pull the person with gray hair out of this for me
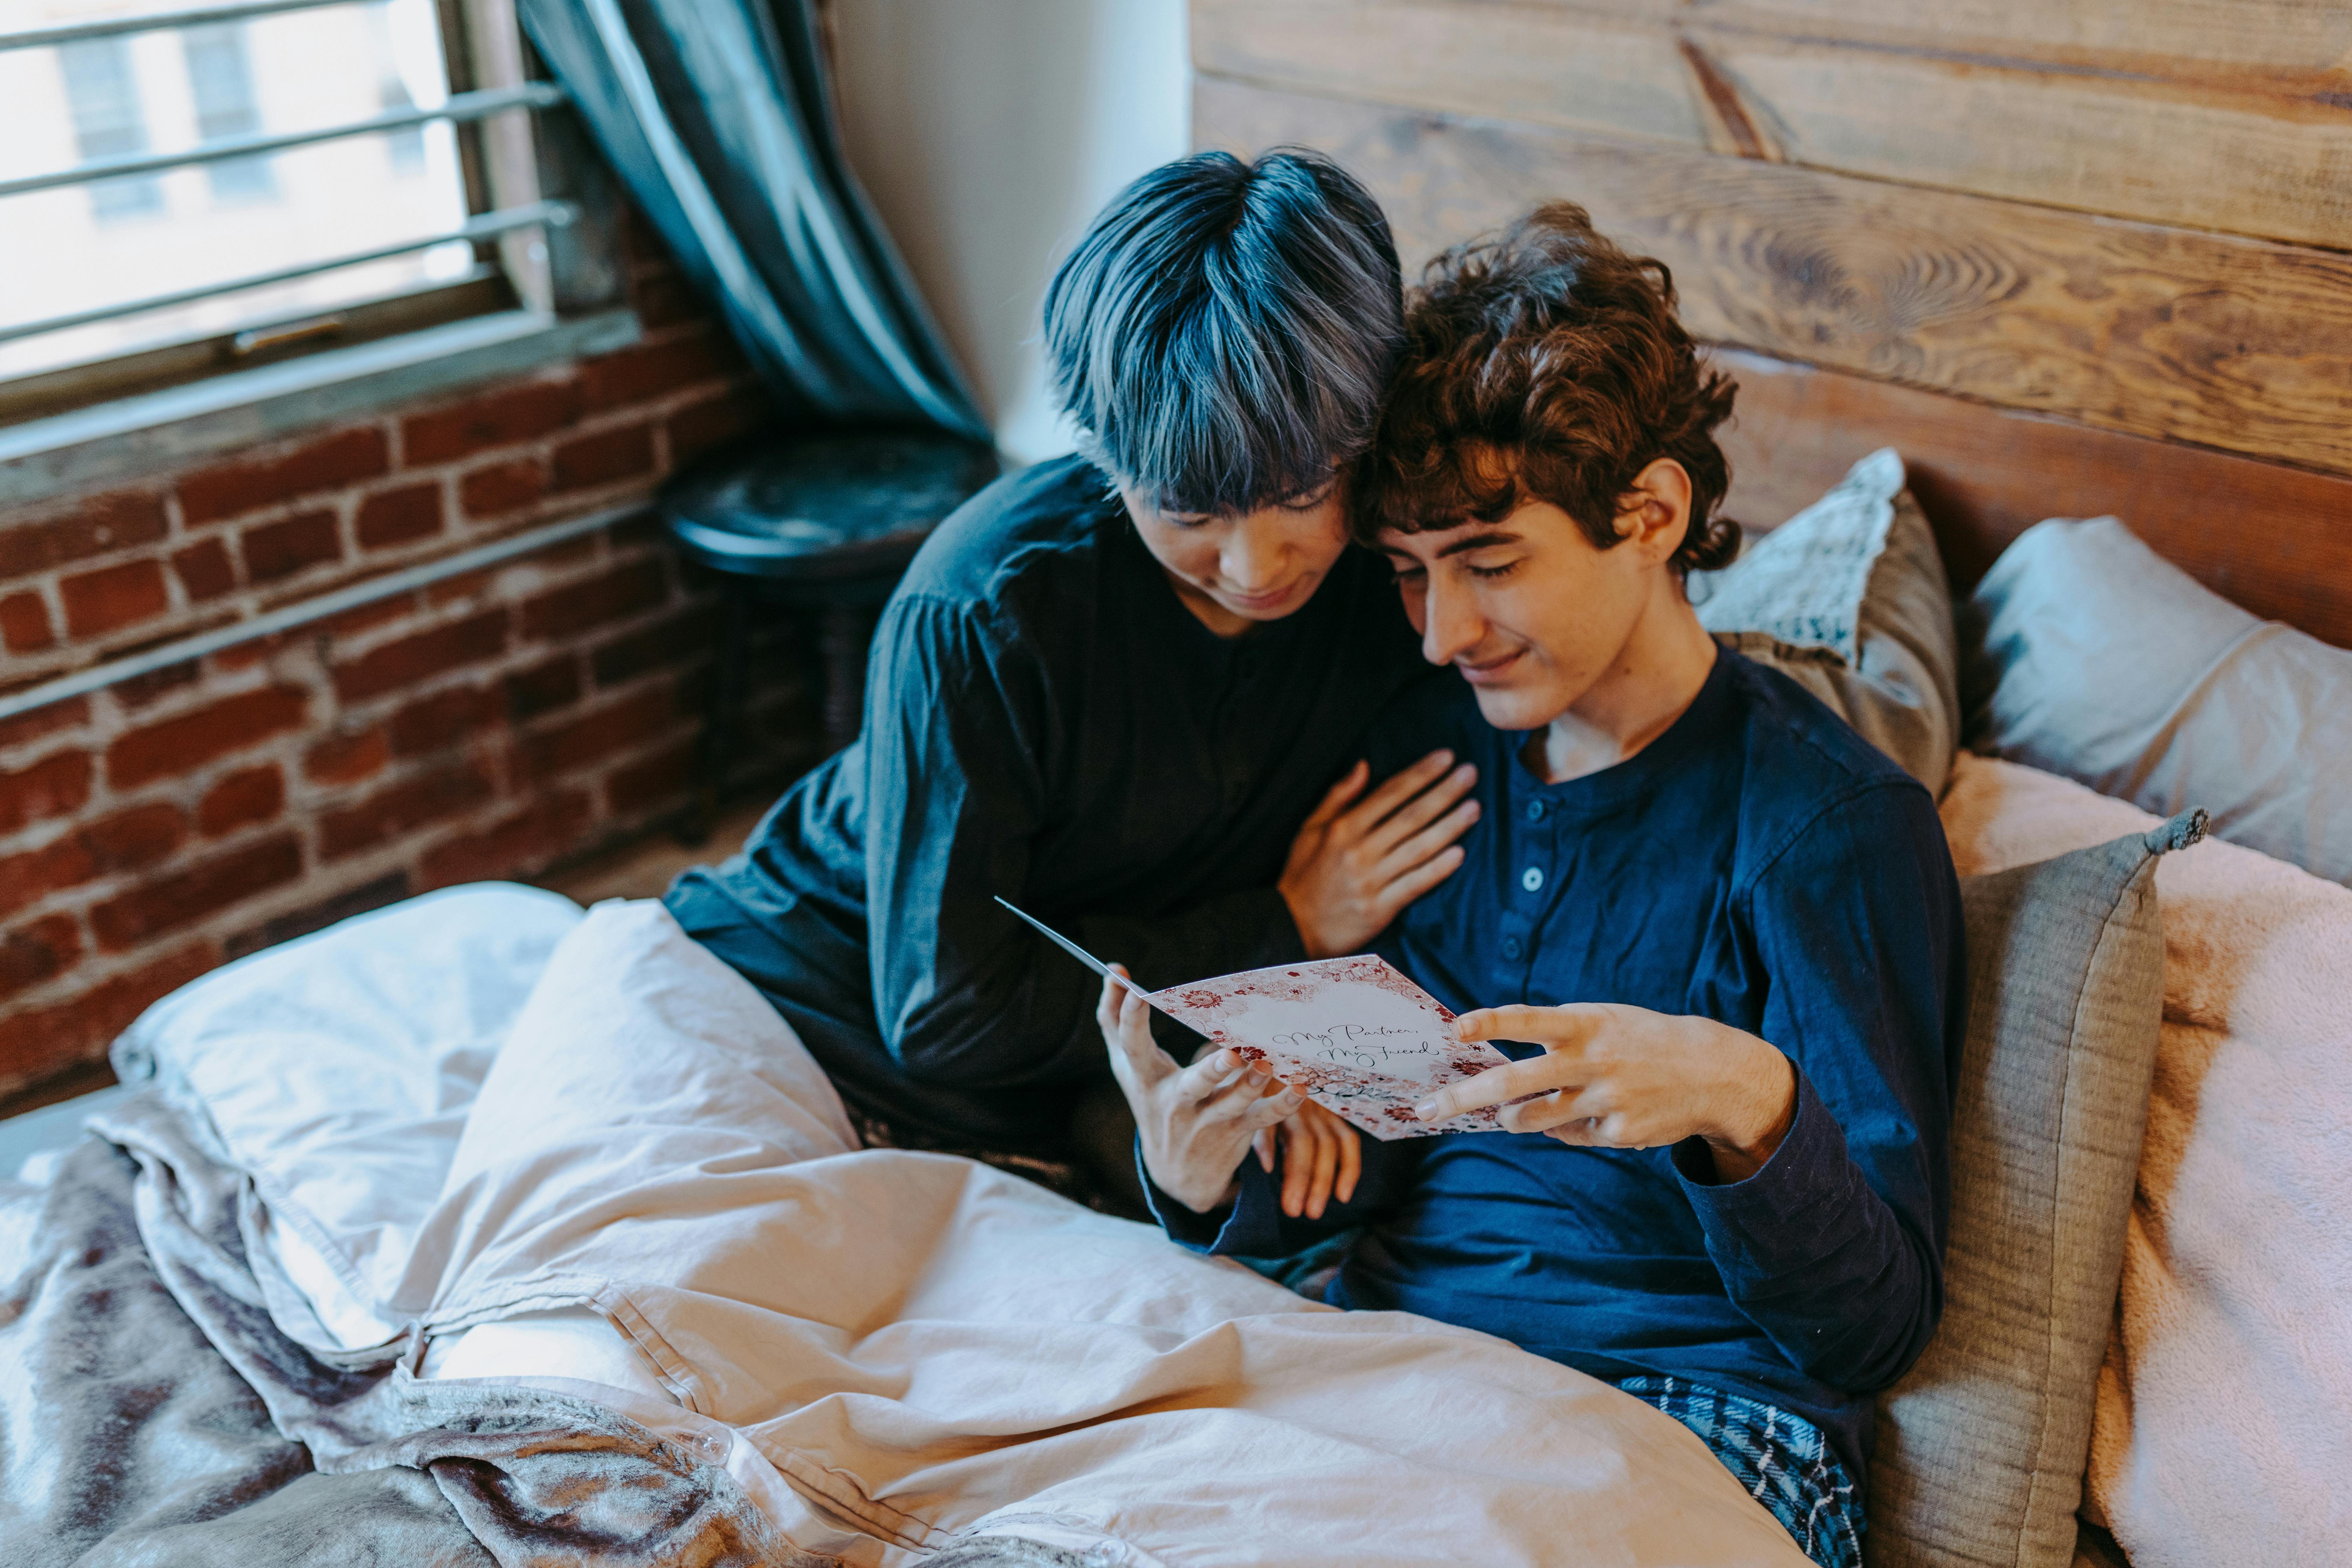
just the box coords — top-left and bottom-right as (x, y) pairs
(667, 150), (1476, 1211)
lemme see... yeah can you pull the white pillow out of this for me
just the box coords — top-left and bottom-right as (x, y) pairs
(1964, 516), (2352, 887)
(111, 881), (584, 1352)
(1692, 447), (1962, 792)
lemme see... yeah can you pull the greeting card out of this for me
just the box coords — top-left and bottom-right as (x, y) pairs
(997, 899), (1512, 1140)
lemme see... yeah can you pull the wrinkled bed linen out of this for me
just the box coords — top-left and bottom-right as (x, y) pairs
(88, 891), (1812, 1567)
(1939, 755), (2352, 1568)
(0, 1101), (815, 1568)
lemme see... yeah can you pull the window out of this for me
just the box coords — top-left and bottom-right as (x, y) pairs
(181, 22), (278, 204)
(57, 36), (164, 224)
(0, 0), (604, 430)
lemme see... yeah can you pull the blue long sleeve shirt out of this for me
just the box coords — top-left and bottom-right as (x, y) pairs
(1146, 649), (1965, 1483)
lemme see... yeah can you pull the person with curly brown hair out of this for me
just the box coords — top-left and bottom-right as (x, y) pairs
(1109, 204), (1965, 1567)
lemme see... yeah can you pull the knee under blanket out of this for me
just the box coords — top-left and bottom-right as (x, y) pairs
(109, 893), (1812, 1568)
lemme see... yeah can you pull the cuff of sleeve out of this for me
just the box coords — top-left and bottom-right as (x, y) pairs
(1673, 1069), (1852, 1240)
(1231, 885), (1310, 969)
(1137, 1136), (1287, 1256)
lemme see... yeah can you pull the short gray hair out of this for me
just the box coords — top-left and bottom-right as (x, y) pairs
(1042, 149), (1403, 517)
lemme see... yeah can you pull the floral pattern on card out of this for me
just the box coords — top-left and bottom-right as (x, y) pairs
(1150, 956), (1513, 1140)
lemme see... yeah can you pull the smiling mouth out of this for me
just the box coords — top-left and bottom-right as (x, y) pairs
(1455, 648), (1525, 683)
(1220, 579), (1305, 610)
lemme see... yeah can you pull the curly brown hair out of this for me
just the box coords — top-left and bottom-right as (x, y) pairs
(1350, 203), (1740, 573)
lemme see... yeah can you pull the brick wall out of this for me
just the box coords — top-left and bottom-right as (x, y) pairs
(0, 233), (818, 1108)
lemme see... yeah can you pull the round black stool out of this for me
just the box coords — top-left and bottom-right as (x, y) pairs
(660, 429), (999, 839)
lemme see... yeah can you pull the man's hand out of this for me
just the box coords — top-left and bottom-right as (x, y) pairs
(1252, 1099), (1361, 1221)
(1098, 969), (1309, 1214)
(1415, 1003), (1798, 1182)
(1279, 751), (1480, 959)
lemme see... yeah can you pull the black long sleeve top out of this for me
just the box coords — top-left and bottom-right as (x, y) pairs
(665, 455), (1434, 1151)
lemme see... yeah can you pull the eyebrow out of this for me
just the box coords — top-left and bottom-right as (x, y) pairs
(1433, 529), (1522, 558)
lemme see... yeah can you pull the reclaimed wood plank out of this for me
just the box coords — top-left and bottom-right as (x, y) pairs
(1712, 348), (2352, 651)
(1194, 75), (2352, 478)
(1192, 0), (2352, 247)
(1498, 0), (2352, 81)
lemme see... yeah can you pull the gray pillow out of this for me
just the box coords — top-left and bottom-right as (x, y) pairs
(1866, 810), (2205, 1568)
(1964, 516), (2352, 886)
(1693, 448), (1962, 792)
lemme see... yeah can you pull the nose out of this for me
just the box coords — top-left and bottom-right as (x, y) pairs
(1219, 515), (1287, 593)
(1419, 571), (1486, 667)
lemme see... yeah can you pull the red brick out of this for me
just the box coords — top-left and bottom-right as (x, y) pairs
(196, 764), (284, 836)
(77, 802), (188, 873)
(0, 591), (53, 653)
(59, 558), (170, 639)
(579, 334), (733, 411)
(590, 608), (715, 688)
(386, 684), (500, 756)
(606, 738), (695, 816)
(0, 750), (92, 834)
(504, 654), (583, 719)
(318, 759), (495, 860)
(519, 560), (667, 643)
(0, 696), (89, 754)
(515, 685), (678, 783)
(0, 914), (82, 1002)
(0, 490), (168, 579)
(416, 789), (593, 890)
(458, 458), (548, 520)
(241, 509), (342, 583)
(331, 609), (508, 703)
(0, 837), (98, 922)
(105, 686), (307, 791)
(552, 423), (656, 493)
(209, 635), (284, 673)
(112, 659), (200, 708)
(665, 386), (769, 465)
(404, 378), (582, 466)
(304, 726), (389, 786)
(88, 834), (303, 951)
(172, 536), (238, 600)
(356, 483), (444, 549)
(178, 426), (389, 526)
(0, 939), (218, 1090)
(316, 592), (418, 642)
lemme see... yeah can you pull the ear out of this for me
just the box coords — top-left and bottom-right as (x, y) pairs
(1616, 459), (1693, 564)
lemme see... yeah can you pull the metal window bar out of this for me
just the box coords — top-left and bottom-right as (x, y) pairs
(0, 82), (562, 201)
(0, 500), (646, 726)
(0, 200), (575, 346)
(0, 0), (364, 53)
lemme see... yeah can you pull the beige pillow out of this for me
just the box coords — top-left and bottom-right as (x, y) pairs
(1692, 448), (1962, 792)
(1866, 810), (2204, 1568)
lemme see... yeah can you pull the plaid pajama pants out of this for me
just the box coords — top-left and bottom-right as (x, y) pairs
(1615, 1375), (1866, 1568)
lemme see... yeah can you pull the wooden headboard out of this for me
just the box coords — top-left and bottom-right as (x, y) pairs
(1189, 1), (2352, 648)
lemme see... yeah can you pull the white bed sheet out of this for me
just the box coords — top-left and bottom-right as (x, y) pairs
(111, 889), (1810, 1567)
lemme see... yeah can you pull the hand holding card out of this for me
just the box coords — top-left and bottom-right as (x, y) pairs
(1000, 899), (1511, 1140)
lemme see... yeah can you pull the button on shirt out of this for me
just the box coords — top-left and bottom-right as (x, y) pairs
(1146, 650), (1966, 1485)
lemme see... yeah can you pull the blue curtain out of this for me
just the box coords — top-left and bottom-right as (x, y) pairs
(520, 0), (990, 441)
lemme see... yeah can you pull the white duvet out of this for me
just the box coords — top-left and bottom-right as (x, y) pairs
(117, 886), (1808, 1568)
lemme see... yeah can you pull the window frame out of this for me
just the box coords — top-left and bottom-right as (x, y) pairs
(0, 0), (637, 507)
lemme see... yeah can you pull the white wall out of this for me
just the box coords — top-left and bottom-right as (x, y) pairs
(827, 0), (1191, 465)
